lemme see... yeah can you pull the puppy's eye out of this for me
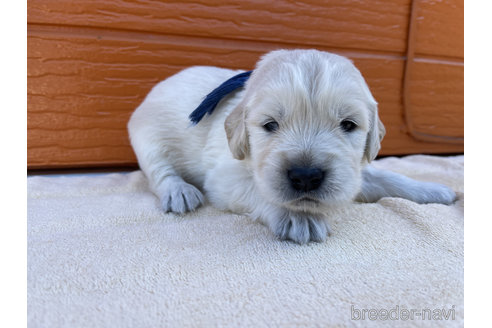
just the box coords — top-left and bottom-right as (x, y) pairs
(263, 121), (279, 133)
(340, 119), (358, 132)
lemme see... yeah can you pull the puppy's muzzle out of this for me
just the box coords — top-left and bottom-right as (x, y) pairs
(287, 167), (325, 192)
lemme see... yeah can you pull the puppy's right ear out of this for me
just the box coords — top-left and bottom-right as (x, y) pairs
(364, 103), (386, 162)
(224, 103), (250, 160)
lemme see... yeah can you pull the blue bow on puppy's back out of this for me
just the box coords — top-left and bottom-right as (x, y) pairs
(189, 70), (253, 125)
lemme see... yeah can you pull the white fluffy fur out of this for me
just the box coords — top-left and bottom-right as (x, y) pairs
(128, 49), (456, 244)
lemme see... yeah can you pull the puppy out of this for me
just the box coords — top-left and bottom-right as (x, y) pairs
(128, 49), (456, 244)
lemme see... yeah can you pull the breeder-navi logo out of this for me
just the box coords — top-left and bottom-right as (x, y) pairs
(351, 305), (456, 321)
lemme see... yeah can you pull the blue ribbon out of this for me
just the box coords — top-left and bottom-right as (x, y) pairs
(189, 70), (253, 124)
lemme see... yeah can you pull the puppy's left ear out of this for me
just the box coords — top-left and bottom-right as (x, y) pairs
(364, 103), (386, 162)
(224, 102), (250, 160)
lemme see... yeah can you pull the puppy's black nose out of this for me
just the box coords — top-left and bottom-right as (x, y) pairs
(287, 167), (325, 192)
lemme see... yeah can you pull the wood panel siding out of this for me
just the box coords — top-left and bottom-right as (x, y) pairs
(27, 0), (464, 169)
(414, 0), (464, 58)
(406, 60), (463, 138)
(28, 0), (410, 53)
(402, 0), (463, 144)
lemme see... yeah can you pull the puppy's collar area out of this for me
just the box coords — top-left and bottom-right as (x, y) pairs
(189, 70), (253, 124)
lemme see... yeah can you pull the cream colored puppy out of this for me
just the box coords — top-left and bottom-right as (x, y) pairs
(128, 49), (456, 244)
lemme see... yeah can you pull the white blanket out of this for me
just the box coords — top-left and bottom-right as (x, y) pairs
(27, 155), (464, 327)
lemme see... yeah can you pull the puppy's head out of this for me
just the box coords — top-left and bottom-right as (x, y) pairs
(225, 49), (385, 213)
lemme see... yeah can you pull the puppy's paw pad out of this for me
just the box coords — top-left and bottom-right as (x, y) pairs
(418, 182), (456, 205)
(160, 181), (204, 214)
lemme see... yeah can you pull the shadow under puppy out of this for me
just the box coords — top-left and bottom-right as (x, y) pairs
(128, 49), (456, 244)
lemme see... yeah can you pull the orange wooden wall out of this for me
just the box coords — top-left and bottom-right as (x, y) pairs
(27, 0), (463, 169)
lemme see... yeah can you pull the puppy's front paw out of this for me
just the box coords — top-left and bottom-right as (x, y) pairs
(415, 182), (457, 205)
(159, 177), (204, 214)
(273, 214), (330, 244)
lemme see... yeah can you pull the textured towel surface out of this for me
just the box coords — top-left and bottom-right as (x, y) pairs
(28, 155), (464, 327)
